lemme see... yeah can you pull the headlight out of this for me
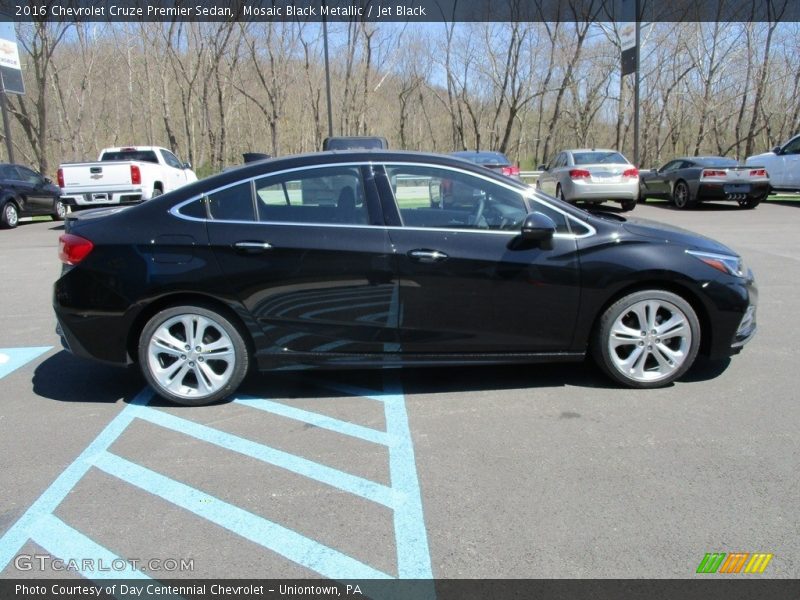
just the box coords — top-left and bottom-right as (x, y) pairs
(686, 250), (746, 277)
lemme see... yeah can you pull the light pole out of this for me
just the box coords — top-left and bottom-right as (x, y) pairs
(322, 5), (334, 139)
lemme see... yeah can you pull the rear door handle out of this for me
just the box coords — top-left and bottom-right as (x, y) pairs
(408, 249), (448, 263)
(234, 241), (273, 254)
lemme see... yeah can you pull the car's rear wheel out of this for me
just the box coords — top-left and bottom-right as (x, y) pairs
(556, 184), (567, 202)
(621, 198), (637, 212)
(672, 181), (695, 209)
(1, 202), (19, 229)
(138, 305), (249, 406)
(593, 290), (700, 388)
(738, 196), (762, 209)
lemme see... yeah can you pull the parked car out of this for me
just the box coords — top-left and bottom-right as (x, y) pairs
(450, 150), (521, 179)
(54, 151), (757, 406)
(322, 136), (388, 150)
(745, 134), (800, 192)
(535, 149), (639, 211)
(639, 156), (770, 209)
(58, 146), (197, 210)
(0, 163), (65, 229)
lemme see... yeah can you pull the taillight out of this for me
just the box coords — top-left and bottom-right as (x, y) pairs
(130, 164), (141, 185)
(57, 168), (64, 188)
(501, 166), (520, 177)
(622, 168), (639, 178)
(702, 169), (727, 178)
(58, 234), (94, 266)
(569, 169), (591, 179)
(749, 168), (767, 177)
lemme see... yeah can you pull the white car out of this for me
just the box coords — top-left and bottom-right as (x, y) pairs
(745, 134), (800, 192)
(58, 146), (197, 209)
(536, 149), (639, 211)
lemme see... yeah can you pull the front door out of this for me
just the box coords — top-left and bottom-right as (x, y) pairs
(378, 163), (581, 353)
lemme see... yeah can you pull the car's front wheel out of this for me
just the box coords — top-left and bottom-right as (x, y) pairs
(593, 290), (700, 388)
(138, 305), (249, 406)
(53, 199), (67, 221)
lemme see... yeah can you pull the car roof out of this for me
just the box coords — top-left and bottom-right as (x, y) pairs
(171, 150), (530, 200)
(563, 149), (620, 154)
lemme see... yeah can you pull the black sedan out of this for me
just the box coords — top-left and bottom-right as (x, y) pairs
(1, 163), (66, 228)
(639, 156), (770, 209)
(54, 151), (757, 405)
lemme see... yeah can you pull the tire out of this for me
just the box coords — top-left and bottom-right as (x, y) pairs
(592, 290), (700, 388)
(621, 198), (637, 212)
(1, 201), (19, 229)
(556, 184), (567, 202)
(738, 196), (761, 209)
(53, 199), (67, 221)
(152, 186), (163, 198)
(672, 180), (695, 209)
(138, 304), (249, 406)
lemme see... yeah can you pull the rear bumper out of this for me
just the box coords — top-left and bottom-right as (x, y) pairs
(61, 189), (144, 207)
(697, 182), (771, 201)
(564, 179), (639, 202)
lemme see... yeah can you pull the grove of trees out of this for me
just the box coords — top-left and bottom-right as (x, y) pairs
(5, 19), (800, 177)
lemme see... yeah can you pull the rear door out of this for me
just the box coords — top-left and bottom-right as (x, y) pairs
(204, 163), (398, 356)
(377, 163), (581, 353)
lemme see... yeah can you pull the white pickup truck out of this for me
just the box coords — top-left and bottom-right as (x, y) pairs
(745, 133), (800, 193)
(58, 146), (197, 209)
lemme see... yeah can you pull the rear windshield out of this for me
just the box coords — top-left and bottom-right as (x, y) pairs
(695, 157), (738, 168)
(323, 138), (387, 150)
(572, 151), (628, 165)
(452, 152), (511, 166)
(101, 150), (159, 164)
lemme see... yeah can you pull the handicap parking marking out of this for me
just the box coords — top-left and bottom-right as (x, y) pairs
(0, 375), (434, 590)
(0, 347), (51, 380)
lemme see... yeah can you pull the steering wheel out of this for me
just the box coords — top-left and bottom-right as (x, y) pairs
(472, 194), (486, 227)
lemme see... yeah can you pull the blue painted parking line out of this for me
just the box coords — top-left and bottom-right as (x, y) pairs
(0, 375), (433, 587)
(0, 346), (51, 380)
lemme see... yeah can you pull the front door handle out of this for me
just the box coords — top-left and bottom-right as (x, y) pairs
(408, 249), (448, 263)
(234, 241), (273, 254)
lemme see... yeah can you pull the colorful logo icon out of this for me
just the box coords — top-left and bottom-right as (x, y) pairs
(696, 552), (773, 574)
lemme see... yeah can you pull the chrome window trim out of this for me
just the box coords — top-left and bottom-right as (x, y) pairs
(169, 158), (596, 239)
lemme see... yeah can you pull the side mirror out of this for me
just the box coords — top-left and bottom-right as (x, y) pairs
(44, 176), (53, 184)
(183, 162), (192, 169)
(537, 164), (548, 171)
(520, 212), (556, 242)
(772, 146), (781, 155)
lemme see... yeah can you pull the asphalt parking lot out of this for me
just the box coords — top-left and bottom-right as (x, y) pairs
(0, 200), (798, 581)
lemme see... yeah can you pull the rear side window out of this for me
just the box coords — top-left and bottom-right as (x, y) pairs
(254, 166), (368, 225)
(207, 182), (255, 222)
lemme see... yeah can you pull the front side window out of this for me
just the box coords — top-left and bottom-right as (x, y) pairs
(782, 136), (800, 155)
(255, 166), (368, 225)
(384, 165), (527, 231)
(16, 166), (42, 185)
(161, 150), (183, 169)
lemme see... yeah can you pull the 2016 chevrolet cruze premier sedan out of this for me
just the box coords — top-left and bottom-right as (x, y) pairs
(54, 151), (757, 405)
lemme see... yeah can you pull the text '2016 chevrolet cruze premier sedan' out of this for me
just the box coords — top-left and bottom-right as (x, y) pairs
(54, 151), (757, 406)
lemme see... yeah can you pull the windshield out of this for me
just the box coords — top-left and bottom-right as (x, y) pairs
(572, 151), (628, 165)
